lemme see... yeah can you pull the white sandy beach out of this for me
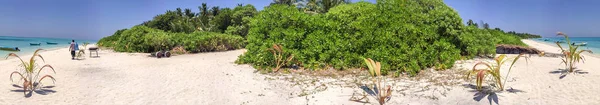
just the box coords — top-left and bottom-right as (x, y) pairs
(1, 40), (599, 105)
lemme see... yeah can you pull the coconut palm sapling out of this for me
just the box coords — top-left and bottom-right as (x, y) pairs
(7, 49), (56, 96)
(467, 54), (528, 91)
(555, 32), (593, 72)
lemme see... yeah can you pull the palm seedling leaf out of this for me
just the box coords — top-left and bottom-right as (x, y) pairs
(556, 42), (565, 51)
(375, 62), (381, 76)
(272, 43), (282, 52)
(10, 71), (26, 82)
(476, 70), (487, 90)
(286, 54), (294, 63)
(363, 58), (376, 76)
(496, 54), (507, 66)
(6, 53), (27, 69)
(472, 62), (494, 72)
(30, 49), (46, 64)
(35, 65), (56, 79)
(38, 75), (56, 84)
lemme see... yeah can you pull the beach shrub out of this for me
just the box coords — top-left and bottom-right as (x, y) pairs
(112, 26), (169, 52)
(172, 31), (246, 53)
(237, 1), (464, 75)
(457, 26), (497, 57)
(7, 49), (56, 96)
(457, 26), (528, 58)
(98, 25), (245, 53)
(98, 29), (127, 47)
(555, 32), (593, 72)
(467, 54), (528, 91)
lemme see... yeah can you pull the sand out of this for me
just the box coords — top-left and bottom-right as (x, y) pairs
(0, 41), (599, 105)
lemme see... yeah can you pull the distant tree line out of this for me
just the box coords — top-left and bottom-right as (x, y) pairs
(138, 3), (258, 38)
(466, 19), (542, 39)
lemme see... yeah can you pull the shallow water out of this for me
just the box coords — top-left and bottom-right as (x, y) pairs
(0, 36), (96, 59)
(533, 37), (600, 55)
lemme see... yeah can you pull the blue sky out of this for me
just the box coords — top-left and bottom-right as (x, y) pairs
(0, 0), (597, 40)
(445, 0), (600, 37)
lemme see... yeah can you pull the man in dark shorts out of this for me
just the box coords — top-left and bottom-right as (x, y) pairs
(69, 40), (76, 60)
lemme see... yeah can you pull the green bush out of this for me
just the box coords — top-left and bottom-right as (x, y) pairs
(98, 26), (245, 53)
(173, 32), (246, 53)
(237, 1), (465, 76)
(457, 26), (497, 57)
(98, 29), (127, 47)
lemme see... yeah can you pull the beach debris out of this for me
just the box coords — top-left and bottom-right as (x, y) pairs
(495, 44), (541, 54)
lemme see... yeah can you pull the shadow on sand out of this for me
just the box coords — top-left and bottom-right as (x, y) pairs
(10, 84), (57, 98)
(549, 68), (588, 79)
(462, 84), (526, 105)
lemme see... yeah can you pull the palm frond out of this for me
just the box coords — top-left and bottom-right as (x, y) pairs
(363, 58), (376, 76)
(35, 65), (56, 80)
(472, 62), (494, 71)
(9, 71), (26, 82)
(476, 70), (487, 90)
(30, 49), (46, 63)
(6, 53), (27, 68)
(38, 75), (56, 84)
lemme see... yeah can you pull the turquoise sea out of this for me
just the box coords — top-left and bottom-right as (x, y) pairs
(532, 37), (600, 55)
(0, 36), (96, 59)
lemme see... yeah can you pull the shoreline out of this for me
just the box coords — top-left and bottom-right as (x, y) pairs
(0, 43), (96, 61)
(523, 39), (600, 58)
(1, 46), (67, 61)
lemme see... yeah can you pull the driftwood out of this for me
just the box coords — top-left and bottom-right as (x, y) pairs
(496, 44), (541, 54)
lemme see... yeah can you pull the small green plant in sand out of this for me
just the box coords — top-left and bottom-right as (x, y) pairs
(268, 44), (294, 72)
(351, 58), (392, 105)
(76, 42), (90, 59)
(7, 49), (56, 96)
(555, 32), (593, 72)
(467, 54), (528, 91)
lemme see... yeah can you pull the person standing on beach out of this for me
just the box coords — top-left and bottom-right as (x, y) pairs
(69, 40), (76, 60)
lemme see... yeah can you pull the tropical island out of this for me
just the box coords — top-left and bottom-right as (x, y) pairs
(1, 0), (598, 105)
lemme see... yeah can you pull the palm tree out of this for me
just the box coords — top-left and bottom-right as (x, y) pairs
(319, 0), (350, 13)
(297, 0), (320, 12)
(211, 6), (220, 16)
(272, 0), (296, 6)
(199, 3), (209, 17)
(483, 23), (490, 29)
(176, 8), (183, 17)
(467, 19), (475, 26)
(184, 8), (194, 18)
(197, 3), (210, 31)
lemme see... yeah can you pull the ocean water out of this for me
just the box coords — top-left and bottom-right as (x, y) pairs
(0, 36), (96, 59)
(532, 37), (600, 55)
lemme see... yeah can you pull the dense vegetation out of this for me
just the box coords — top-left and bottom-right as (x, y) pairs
(98, 26), (244, 53)
(237, 0), (539, 76)
(98, 3), (255, 53)
(98, 0), (542, 76)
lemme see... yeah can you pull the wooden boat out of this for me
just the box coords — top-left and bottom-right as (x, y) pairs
(555, 41), (565, 43)
(0, 46), (20, 51)
(573, 42), (587, 46)
(46, 42), (58, 45)
(30, 43), (41, 46)
(543, 39), (550, 41)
